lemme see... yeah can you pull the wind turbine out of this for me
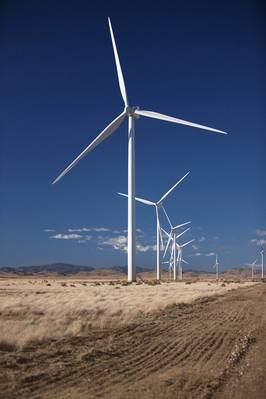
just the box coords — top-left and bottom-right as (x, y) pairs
(163, 223), (192, 281)
(247, 259), (257, 280)
(261, 247), (264, 279)
(213, 254), (219, 280)
(176, 241), (193, 280)
(52, 17), (227, 282)
(162, 259), (174, 280)
(117, 171), (190, 280)
(162, 227), (193, 280)
(164, 256), (188, 281)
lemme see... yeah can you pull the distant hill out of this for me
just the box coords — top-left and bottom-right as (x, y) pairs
(0, 264), (253, 278)
(0, 263), (95, 275)
(110, 266), (150, 274)
(0, 263), (151, 276)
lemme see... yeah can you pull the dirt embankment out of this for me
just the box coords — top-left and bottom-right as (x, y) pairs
(0, 284), (265, 399)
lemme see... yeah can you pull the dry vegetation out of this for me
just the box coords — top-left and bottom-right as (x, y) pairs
(0, 278), (255, 349)
(1, 282), (265, 399)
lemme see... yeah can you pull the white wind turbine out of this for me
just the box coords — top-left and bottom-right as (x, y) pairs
(117, 171), (190, 280)
(247, 259), (257, 280)
(261, 247), (264, 279)
(162, 259), (175, 280)
(165, 240), (190, 281)
(52, 17), (227, 282)
(176, 241), (193, 280)
(213, 253), (219, 280)
(162, 227), (193, 280)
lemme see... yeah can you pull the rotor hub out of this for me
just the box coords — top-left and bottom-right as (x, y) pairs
(125, 106), (140, 118)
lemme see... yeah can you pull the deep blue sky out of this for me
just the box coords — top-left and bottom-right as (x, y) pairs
(1, 0), (265, 270)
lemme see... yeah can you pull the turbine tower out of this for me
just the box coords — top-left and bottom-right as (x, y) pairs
(177, 241), (193, 280)
(247, 259), (257, 280)
(52, 18), (227, 282)
(118, 172), (190, 280)
(213, 254), (219, 280)
(261, 247), (264, 279)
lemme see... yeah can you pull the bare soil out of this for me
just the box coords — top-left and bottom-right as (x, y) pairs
(0, 283), (265, 399)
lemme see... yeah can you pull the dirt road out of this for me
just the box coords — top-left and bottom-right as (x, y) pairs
(1, 284), (265, 399)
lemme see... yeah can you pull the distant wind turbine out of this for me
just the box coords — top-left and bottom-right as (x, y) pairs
(247, 259), (257, 280)
(118, 172), (190, 280)
(162, 227), (193, 280)
(261, 248), (264, 279)
(52, 17), (227, 282)
(213, 254), (219, 280)
(176, 240), (194, 280)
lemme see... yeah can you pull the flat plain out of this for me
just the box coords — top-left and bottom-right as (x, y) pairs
(0, 275), (265, 399)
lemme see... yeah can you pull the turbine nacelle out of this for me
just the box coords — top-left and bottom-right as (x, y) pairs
(125, 106), (140, 118)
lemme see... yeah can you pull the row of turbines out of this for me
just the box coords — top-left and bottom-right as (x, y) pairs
(118, 178), (220, 282)
(117, 171), (194, 281)
(52, 18), (228, 282)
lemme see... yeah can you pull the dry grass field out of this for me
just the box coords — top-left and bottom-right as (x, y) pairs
(0, 278), (254, 349)
(0, 276), (265, 399)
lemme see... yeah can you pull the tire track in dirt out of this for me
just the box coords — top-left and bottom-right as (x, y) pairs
(86, 306), (231, 394)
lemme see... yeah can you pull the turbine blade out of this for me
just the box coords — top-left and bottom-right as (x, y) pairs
(117, 192), (155, 206)
(170, 241), (174, 260)
(52, 112), (126, 184)
(156, 207), (164, 248)
(172, 221), (192, 231)
(161, 205), (172, 228)
(108, 17), (128, 107)
(181, 239), (195, 248)
(158, 172), (190, 203)
(163, 232), (172, 258)
(182, 258), (189, 265)
(175, 227), (191, 240)
(161, 228), (170, 238)
(159, 228), (164, 249)
(134, 109), (227, 135)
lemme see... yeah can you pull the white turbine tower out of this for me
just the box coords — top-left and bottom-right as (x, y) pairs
(213, 254), (219, 280)
(176, 240), (194, 280)
(52, 17), (227, 282)
(117, 171), (190, 280)
(261, 247), (264, 279)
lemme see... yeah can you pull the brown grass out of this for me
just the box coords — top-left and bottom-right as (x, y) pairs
(0, 278), (255, 349)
